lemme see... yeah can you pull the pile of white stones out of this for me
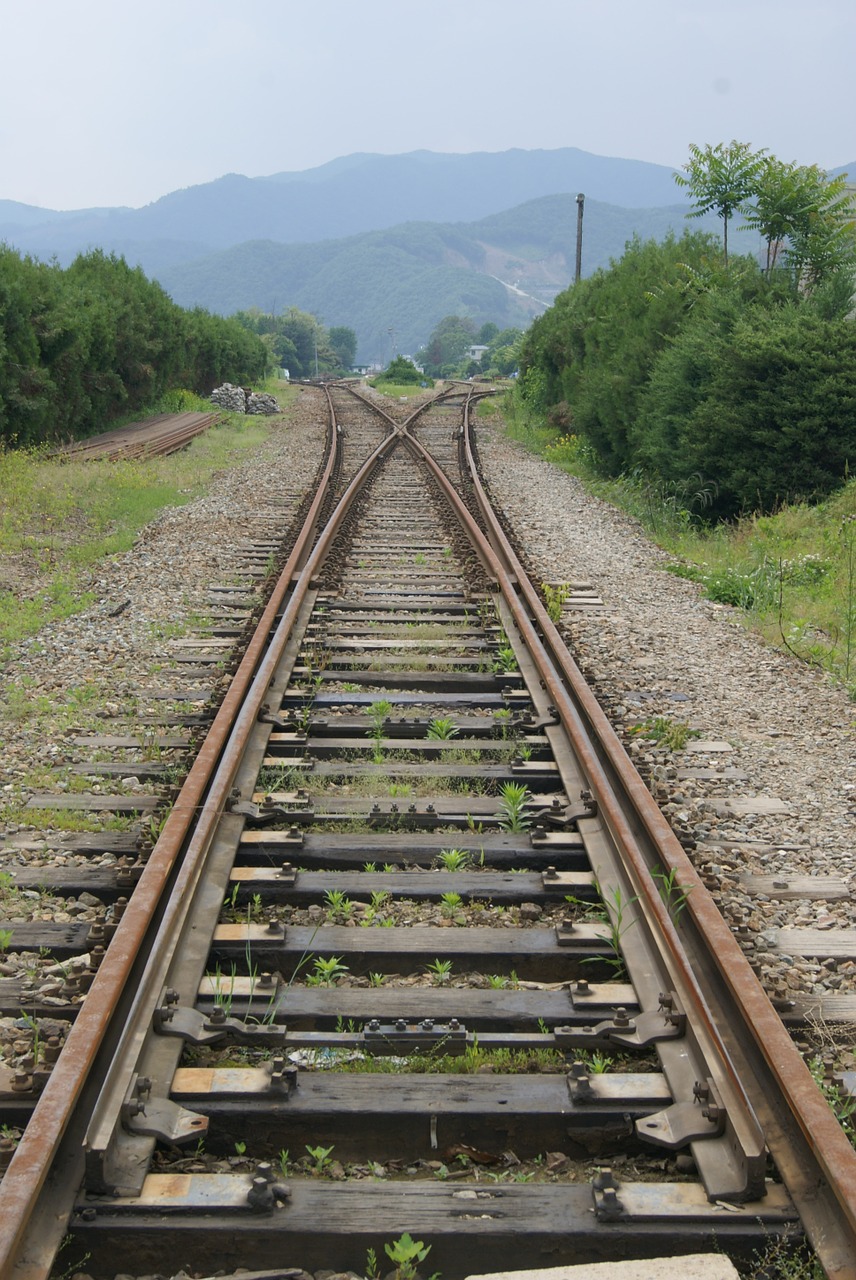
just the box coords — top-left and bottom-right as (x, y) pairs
(209, 384), (280, 415)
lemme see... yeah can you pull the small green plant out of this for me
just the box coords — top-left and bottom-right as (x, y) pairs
(487, 974), (509, 988)
(305, 1143), (335, 1175)
(492, 645), (519, 674)
(426, 958), (453, 985)
(585, 881), (638, 978)
(628, 716), (698, 751)
(324, 889), (354, 922)
(436, 847), (470, 871)
(365, 1247), (380, 1280)
(426, 716), (459, 740)
(307, 955), (349, 987)
(652, 865), (693, 923)
(493, 707), (513, 739)
(277, 1148), (291, 1178)
(234, 1140), (247, 1156)
(384, 1233), (431, 1280)
(440, 891), (463, 917)
(496, 782), (531, 832)
(0, 929), (13, 952)
(368, 971), (385, 987)
(542, 581), (571, 623)
(367, 699), (392, 764)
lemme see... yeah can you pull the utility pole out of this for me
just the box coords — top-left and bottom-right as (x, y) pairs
(575, 193), (585, 284)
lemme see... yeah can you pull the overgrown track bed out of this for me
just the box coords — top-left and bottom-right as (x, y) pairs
(1, 385), (854, 1280)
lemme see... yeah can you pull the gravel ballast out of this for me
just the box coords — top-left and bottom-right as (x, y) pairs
(478, 420), (856, 1048)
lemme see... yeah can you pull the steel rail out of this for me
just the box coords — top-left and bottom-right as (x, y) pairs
(79, 420), (402, 1199)
(0, 390), (347, 1279)
(394, 425), (764, 1160)
(455, 392), (856, 1276)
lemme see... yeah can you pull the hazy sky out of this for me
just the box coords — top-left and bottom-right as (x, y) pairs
(2, 0), (853, 211)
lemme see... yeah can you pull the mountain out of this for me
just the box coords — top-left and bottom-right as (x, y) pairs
(158, 195), (721, 363)
(0, 147), (684, 271)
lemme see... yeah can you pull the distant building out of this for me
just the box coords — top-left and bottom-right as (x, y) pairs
(467, 345), (489, 361)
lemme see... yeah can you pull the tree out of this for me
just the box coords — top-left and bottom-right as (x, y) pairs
(416, 315), (476, 377)
(328, 326), (357, 370)
(518, 231), (724, 473)
(741, 158), (856, 287)
(675, 141), (765, 267)
(376, 355), (423, 384)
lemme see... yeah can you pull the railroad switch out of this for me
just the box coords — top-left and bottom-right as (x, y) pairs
(121, 1073), (207, 1147)
(153, 1000), (285, 1048)
(555, 1006), (685, 1050)
(636, 1077), (726, 1151)
(363, 1017), (467, 1052)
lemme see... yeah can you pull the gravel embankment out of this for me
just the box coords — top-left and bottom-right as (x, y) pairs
(478, 421), (856, 1053)
(0, 399), (325, 897)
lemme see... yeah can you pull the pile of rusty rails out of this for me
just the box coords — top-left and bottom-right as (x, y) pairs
(2, 384), (856, 1280)
(53, 411), (221, 462)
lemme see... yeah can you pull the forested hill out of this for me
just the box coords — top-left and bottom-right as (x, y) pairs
(0, 147), (685, 270)
(157, 195), (718, 364)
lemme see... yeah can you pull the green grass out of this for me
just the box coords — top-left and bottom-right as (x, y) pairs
(367, 382), (430, 399)
(499, 395), (856, 697)
(0, 406), (288, 662)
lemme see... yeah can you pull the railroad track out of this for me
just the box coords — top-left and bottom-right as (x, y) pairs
(53, 411), (222, 461)
(1, 384), (855, 1280)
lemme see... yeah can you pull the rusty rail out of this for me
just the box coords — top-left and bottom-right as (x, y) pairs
(0, 393), (344, 1278)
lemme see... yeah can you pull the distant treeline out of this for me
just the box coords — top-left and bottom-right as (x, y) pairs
(0, 246), (267, 447)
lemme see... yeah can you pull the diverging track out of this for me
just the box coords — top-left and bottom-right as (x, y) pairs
(1, 384), (855, 1280)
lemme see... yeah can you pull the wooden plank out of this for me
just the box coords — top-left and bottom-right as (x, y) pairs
(0, 921), (91, 956)
(78, 1178), (796, 1280)
(26, 794), (161, 812)
(210, 924), (608, 980)
(739, 875), (849, 901)
(196, 983), (637, 1024)
(226, 868), (594, 903)
(167, 1071), (669, 1158)
(767, 929), (856, 959)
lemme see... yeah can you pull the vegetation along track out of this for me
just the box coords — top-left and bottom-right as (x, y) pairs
(1, 383), (855, 1280)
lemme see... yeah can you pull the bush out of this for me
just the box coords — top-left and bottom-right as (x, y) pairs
(638, 297), (856, 518)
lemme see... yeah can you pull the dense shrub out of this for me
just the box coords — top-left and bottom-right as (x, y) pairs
(638, 297), (856, 516)
(518, 231), (725, 473)
(0, 246), (266, 447)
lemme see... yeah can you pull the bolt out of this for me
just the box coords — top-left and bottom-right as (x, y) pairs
(544, 866), (558, 880)
(266, 918), (282, 935)
(43, 1036), (62, 1064)
(574, 979), (591, 996)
